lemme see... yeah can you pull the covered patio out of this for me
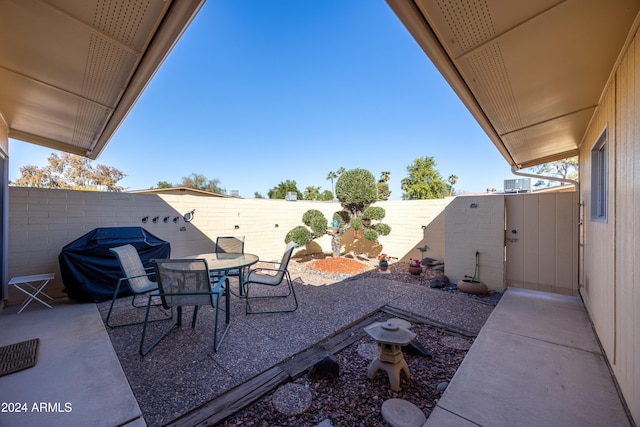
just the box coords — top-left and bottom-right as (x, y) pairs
(1, 0), (639, 425)
(0, 267), (631, 426)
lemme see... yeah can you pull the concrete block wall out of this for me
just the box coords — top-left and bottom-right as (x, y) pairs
(445, 194), (506, 291)
(6, 188), (451, 303)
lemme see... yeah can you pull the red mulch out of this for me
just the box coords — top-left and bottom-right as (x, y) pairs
(309, 257), (371, 275)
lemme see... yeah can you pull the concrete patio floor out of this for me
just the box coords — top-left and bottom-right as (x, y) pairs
(0, 281), (632, 426)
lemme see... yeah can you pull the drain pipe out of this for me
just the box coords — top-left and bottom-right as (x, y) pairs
(510, 165), (579, 189)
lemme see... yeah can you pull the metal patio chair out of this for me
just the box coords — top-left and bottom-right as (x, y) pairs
(106, 244), (164, 328)
(139, 259), (229, 355)
(211, 236), (246, 295)
(213, 235), (245, 275)
(244, 242), (298, 314)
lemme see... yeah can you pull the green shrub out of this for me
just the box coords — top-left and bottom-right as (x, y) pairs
(335, 169), (377, 213)
(285, 226), (312, 246)
(363, 206), (385, 221)
(363, 228), (379, 241)
(375, 223), (392, 236)
(302, 209), (328, 236)
(351, 217), (362, 230)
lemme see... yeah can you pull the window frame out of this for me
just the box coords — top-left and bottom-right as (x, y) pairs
(590, 128), (608, 223)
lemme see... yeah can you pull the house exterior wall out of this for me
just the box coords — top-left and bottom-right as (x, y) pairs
(6, 188), (450, 302)
(0, 117), (6, 303)
(580, 29), (640, 422)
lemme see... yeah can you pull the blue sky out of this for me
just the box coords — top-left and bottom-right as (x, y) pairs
(8, 0), (521, 199)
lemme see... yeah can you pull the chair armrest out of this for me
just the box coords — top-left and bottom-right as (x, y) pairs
(247, 267), (287, 275)
(211, 275), (227, 294)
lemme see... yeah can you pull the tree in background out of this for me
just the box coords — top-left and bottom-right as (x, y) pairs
(254, 192), (265, 199)
(151, 174), (225, 193)
(529, 156), (579, 186)
(326, 171), (337, 199)
(446, 174), (458, 196)
(401, 156), (447, 199)
(12, 153), (125, 191)
(286, 168), (391, 257)
(268, 180), (302, 199)
(318, 190), (334, 201)
(179, 173), (225, 193)
(303, 186), (334, 201)
(326, 166), (345, 200)
(303, 186), (322, 200)
(377, 171), (391, 201)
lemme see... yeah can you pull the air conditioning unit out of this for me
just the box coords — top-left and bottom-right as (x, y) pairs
(285, 192), (297, 201)
(504, 178), (531, 193)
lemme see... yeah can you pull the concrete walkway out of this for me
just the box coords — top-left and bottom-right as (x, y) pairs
(0, 300), (144, 427)
(0, 285), (632, 426)
(426, 287), (631, 427)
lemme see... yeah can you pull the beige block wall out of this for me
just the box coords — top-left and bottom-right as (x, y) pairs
(6, 188), (451, 302)
(445, 194), (505, 291)
(580, 28), (640, 424)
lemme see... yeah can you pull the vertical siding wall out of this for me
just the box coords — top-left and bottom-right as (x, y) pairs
(445, 194), (505, 291)
(580, 28), (640, 423)
(505, 192), (579, 296)
(6, 188), (450, 301)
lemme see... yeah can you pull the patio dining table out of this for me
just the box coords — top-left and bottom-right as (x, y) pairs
(180, 253), (259, 321)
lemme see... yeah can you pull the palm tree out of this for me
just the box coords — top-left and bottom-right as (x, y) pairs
(447, 174), (458, 196)
(326, 171), (338, 199)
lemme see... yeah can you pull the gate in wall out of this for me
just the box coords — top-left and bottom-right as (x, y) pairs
(504, 192), (579, 296)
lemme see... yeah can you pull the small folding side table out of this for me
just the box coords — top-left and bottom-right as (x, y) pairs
(8, 273), (55, 314)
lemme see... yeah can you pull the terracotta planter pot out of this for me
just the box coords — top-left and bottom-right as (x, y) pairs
(408, 266), (422, 275)
(457, 279), (488, 295)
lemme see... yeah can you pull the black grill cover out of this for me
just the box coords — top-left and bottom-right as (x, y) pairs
(59, 227), (171, 302)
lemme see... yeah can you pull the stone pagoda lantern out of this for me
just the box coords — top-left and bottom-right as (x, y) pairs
(364, 320), (416, 391)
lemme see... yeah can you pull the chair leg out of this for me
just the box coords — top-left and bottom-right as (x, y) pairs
(192, 306), (199, 328)
(245, 272), (298, 314)
(139, 298), (177, 356)
(213, 291), (231, 352)
(106, 281), (171, 328)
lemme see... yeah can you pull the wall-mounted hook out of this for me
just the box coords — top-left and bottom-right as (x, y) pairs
(173, 216), (180, 223)
(152, 216), (159, 223)
(141, 216), (149, 223)
(234, 225), (240, 229)
(163, 216), (170, 223)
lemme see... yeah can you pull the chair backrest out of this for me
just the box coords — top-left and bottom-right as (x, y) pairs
(152, 259), (214, 309)
(110, 244), (156, 293)
(276, 242), (298, 278)
(215, 236), (245, 254)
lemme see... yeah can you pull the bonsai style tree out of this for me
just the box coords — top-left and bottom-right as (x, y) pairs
(286, 168), (391, 257)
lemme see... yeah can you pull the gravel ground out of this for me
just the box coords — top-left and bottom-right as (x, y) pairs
(287, 254), (503, 306)
(220, 255), (495, 427)
(221, 323), (471, 427)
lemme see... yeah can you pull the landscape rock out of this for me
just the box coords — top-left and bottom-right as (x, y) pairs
(437, 381), (449, 393)
(403, 339), (433, 359)
(309, 354), (340, 380)
(429, 274), (450, 288)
